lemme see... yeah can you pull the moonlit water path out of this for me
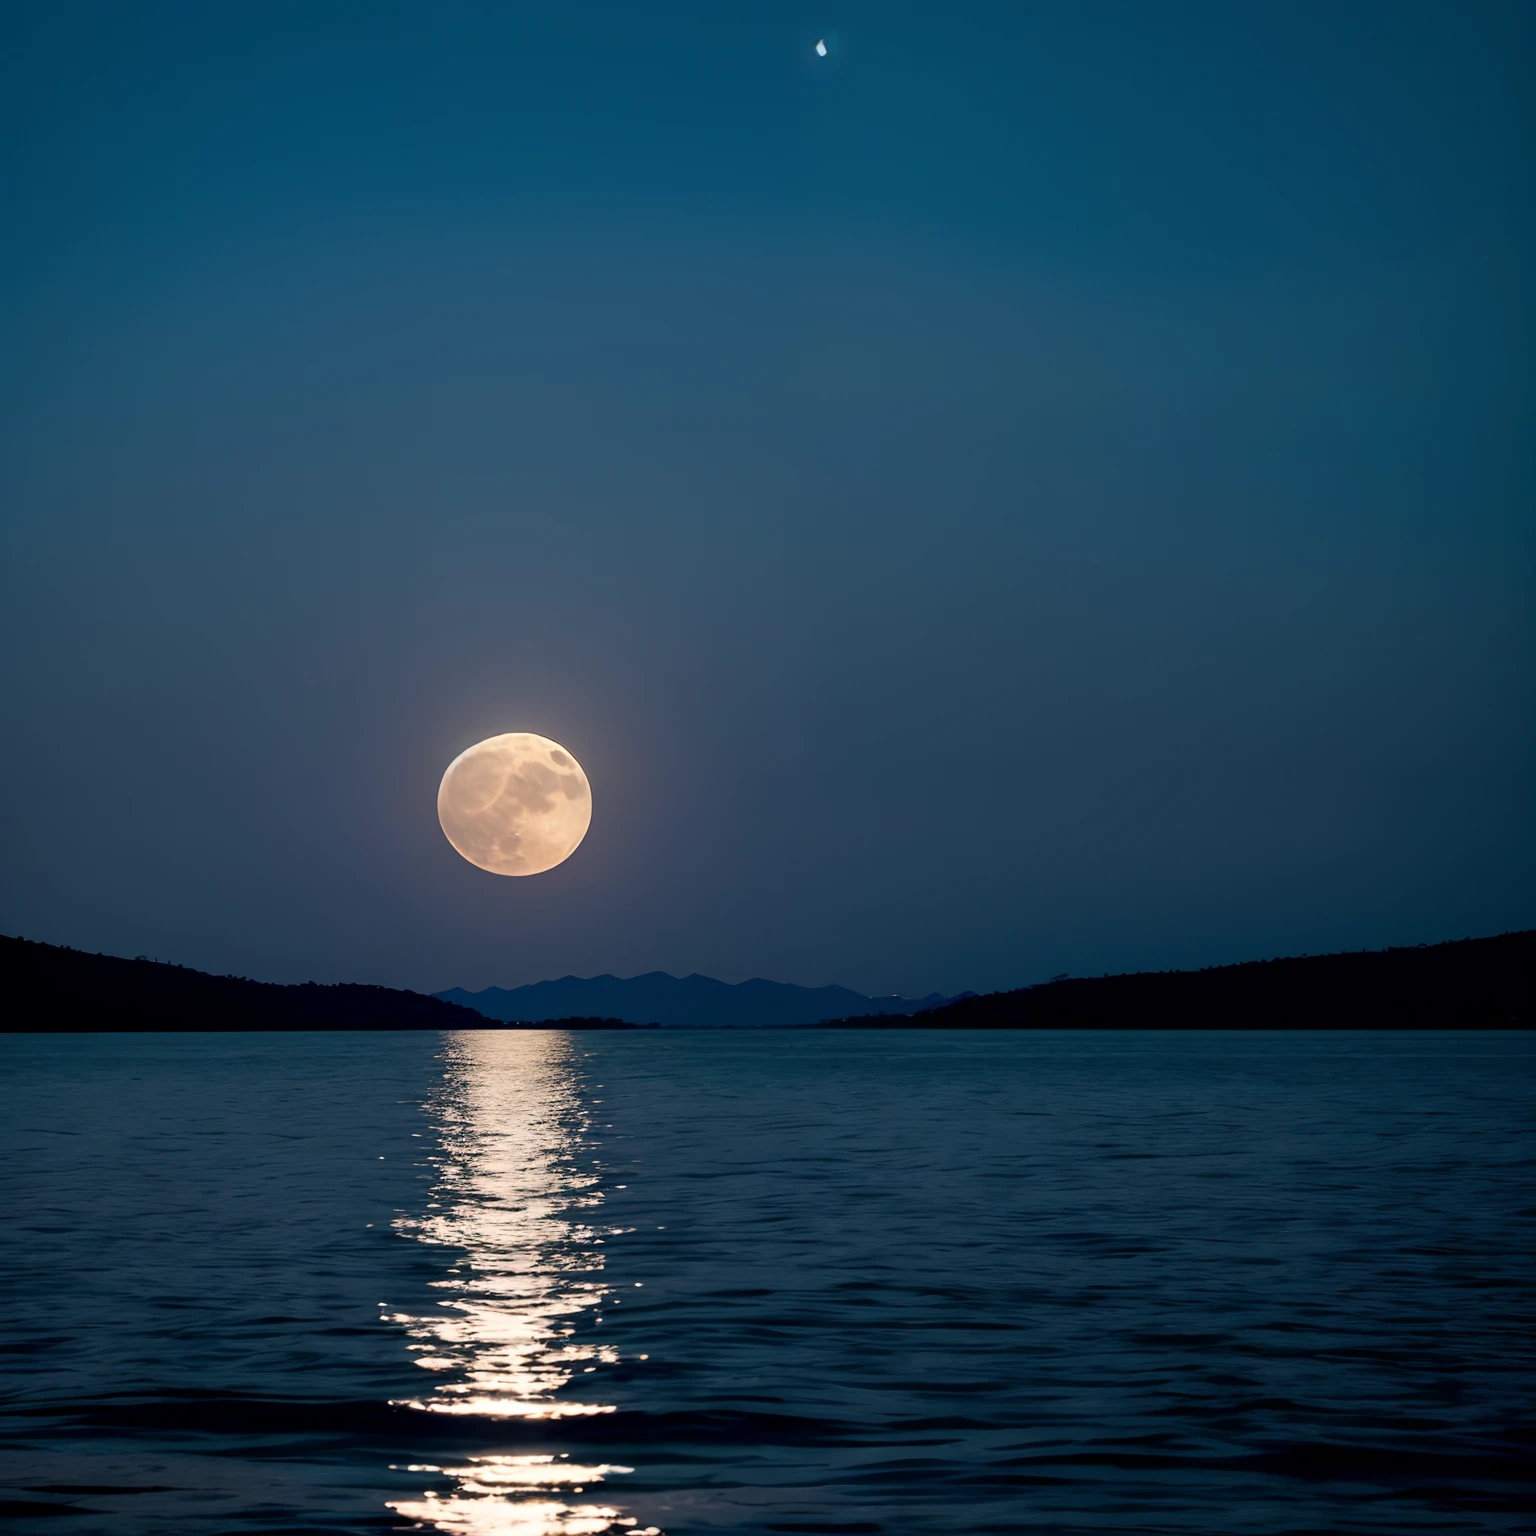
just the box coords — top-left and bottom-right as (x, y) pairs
(386, 1033), (649, 1534)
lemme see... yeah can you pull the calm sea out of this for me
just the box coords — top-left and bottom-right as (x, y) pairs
(1, 1030), (1532, 1534)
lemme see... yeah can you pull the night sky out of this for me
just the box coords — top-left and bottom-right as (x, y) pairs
(2, 2), (1531, 997)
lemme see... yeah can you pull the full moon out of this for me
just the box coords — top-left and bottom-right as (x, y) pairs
(437, 733), (592, 876)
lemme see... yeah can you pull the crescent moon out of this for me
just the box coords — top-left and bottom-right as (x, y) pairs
(437, 733), (592, 876)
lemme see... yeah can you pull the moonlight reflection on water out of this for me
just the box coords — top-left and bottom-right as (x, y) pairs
(387, 1033), (653, 1536)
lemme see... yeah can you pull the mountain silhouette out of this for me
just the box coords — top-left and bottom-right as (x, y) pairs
(822, 932), (1533, 1029)
(434, 972), (959, 1028)
(4, 934), (484, 1031)
(9, 931), (1527, 1033)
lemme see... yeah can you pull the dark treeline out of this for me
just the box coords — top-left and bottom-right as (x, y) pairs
(824, 932), (1533, 1029)
(2, 935), (482, 1031)
(5, 930), (1531, 1032)
(0, 936), (671, 1032)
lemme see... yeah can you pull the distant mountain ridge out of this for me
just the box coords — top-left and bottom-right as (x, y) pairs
(9, 931), (1528, 1034)
(434, 972), (960, 1028)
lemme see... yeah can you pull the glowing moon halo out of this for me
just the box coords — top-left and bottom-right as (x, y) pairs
(437, 733), (592, 876)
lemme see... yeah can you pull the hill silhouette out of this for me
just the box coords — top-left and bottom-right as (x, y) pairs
(5, 931), (1530, 1032)
(2, 935), (486, 1032)
(435, 972), (958, 1028)
(822, 932), (1533, 1029)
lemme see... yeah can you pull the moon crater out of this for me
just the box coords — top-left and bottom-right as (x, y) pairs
(437, 733), (592, 876)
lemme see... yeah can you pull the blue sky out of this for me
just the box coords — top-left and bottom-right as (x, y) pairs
(2, 2), (1531, 994)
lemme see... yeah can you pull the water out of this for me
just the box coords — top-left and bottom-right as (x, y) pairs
(2, 1029), (1532, 1534)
